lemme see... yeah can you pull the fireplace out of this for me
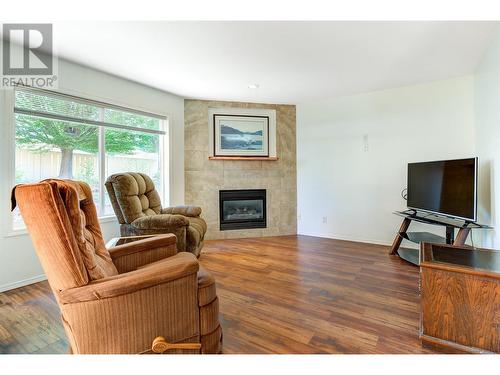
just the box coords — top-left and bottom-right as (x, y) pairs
(219, 189), (266, 230)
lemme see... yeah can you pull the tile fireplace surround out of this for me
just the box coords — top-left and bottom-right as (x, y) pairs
(184, 99), (297, 240)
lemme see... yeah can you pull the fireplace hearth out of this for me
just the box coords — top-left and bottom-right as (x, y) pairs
(219, 189), (266, 230)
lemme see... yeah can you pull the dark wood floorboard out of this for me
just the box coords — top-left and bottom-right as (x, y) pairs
(0, 235), (438, 354)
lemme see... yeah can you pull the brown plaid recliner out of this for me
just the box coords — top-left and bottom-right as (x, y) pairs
(105, 172), (206, 257)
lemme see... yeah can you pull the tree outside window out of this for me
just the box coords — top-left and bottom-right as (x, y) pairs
(13, 89), (165, 229)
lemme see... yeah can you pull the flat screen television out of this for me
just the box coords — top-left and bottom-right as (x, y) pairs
(407, 157), (478, 222)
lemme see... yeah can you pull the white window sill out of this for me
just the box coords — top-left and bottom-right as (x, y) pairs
(99, 215), (118, 223)
(3, 215), (118, 238)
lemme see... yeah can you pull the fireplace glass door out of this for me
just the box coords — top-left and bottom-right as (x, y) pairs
(219, 189), (266, 230)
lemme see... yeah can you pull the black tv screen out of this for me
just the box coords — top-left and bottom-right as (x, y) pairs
(407, 158), (477, 221)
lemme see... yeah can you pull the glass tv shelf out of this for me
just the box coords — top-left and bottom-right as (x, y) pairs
(393, 210), (490, 229)
(390, 210), (491, 266)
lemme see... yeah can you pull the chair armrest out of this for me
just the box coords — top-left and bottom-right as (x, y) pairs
(161, 205), (202, 217)
(59, 252), (199, 304)
(106, 235), (157, 248)
(131, 214), (189, 230)
(108, 234), (177, 273)
(109, 234), (176, 259)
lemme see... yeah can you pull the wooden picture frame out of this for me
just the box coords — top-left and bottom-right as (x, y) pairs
(213, 114), (269, 157)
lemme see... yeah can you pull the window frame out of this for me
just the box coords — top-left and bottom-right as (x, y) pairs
(5, 87), (171, 236)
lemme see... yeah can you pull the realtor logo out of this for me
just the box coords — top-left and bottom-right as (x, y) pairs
(2, 23), (57, 88)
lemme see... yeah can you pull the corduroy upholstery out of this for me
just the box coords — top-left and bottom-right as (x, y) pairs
(105, 173), (206, 257)
(13, 179), (222, 354)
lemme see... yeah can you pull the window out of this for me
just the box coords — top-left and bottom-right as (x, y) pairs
(12, 87), (167, 230)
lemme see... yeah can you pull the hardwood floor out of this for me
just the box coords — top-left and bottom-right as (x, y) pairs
(0, 235), (437, 354)
(0, 282), (69, 353)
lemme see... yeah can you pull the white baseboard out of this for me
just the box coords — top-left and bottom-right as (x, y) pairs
(298, 231), (421, 249)
(297, 231), (393, 247)
(0, 274), (47, 293)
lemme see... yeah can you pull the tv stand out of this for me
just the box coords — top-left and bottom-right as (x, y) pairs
(390, 210), (491, 265)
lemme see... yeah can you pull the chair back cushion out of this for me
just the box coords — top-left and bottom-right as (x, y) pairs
(14, 179), (118, 292)
(66, 180), (118, 280)
(105, 173), (162, 224)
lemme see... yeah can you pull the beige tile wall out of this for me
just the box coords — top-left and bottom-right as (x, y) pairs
(184, 99), (297, 240)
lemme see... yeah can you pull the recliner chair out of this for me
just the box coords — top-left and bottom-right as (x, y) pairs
(105, 172), (206, 257)
(12, 179), (222, 354)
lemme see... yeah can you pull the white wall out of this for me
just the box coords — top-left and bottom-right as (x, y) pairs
(297, 76), (476, 246)
(0, 58), (185, 292)
(474, 24), (500, 249)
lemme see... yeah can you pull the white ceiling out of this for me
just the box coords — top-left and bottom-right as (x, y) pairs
(49, 21), (497, 103)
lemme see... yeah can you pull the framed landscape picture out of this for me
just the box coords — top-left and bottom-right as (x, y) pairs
(213, 114), (269, 157)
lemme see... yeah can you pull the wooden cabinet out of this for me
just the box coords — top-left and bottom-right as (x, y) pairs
(419, 243), (500, 353)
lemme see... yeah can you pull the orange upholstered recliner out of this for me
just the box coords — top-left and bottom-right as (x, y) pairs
(12, 179), (222, 354)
